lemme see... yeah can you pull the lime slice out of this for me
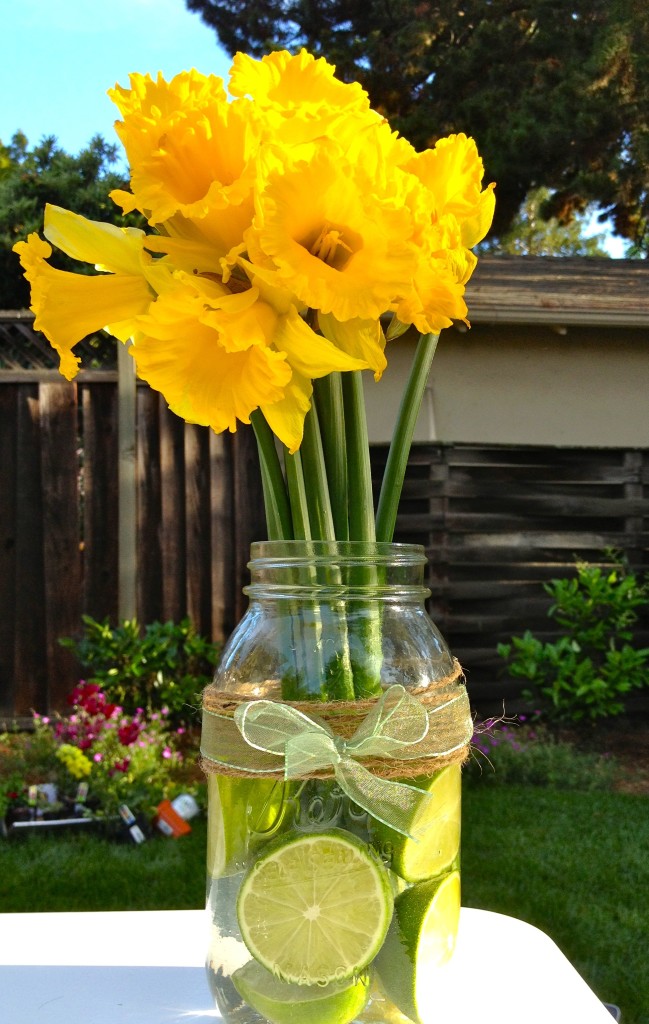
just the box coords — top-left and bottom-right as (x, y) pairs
(207, 775), (292, 878)
(232, 959), (370, 1024)
(375, 871), (461, 1024)
(236, 828), (394, 985)
(372, 765), (461, 882)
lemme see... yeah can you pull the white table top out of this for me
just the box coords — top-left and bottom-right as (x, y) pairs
(0, 908), (614, 1024)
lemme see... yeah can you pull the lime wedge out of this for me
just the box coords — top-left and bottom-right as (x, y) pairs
(372, 765), (461, 882)
(232, 959), (370, 1024)
(236, 828), (394, 985)
(207, 775), (292, 878)
(375, 871), (461, 1023)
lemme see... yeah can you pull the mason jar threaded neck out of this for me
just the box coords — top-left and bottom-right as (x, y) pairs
(245, 541), (430, 602)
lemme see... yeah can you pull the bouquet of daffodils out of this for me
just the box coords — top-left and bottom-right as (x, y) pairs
(15, 48), (494, 546)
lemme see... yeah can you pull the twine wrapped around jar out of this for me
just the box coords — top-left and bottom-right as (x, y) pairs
(200, 661), (472, 840)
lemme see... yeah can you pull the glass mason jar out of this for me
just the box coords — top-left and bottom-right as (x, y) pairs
(202, 541), (470, 1024)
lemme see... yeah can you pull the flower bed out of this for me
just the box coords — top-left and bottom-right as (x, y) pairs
(1, 682), (200, 838)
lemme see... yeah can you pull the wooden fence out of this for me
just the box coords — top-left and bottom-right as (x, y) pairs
(382, 445), (649, 705)
(2, 373), (649, 718)
(0, 374), (266, 719)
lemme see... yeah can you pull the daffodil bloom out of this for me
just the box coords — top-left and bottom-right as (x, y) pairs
(229, 48), (371, 143)
(109, 71), (260, 259)
(130, 270), (365, 451)
(14, 50), (495, 463)
(392, 134), (496, 333)
(13, 206), (158, 379)
(247, 142), (417, 326)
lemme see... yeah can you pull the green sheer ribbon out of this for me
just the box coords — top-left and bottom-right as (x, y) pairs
(201, 684), (472, 840)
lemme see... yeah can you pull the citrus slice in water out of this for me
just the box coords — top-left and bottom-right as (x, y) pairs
(207, 776), (293, 878)
(232, 959), (370, 1024)
(375, 870), (461, 1024)
(372, 765), (461, 883)
(236, 829), (394, 985)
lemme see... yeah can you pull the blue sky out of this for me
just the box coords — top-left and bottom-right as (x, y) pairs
(1, 0), (231, 159)
(1, 0), (626, 255)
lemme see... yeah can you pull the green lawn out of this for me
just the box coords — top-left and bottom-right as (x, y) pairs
(462, 785), (649, 1024)
(1, 785), (647, 1024)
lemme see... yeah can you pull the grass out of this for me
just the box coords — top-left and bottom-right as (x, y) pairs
(1, 785), (647, 1024)
(462, 785), (649, 1024)
(0, 821), (207, 912)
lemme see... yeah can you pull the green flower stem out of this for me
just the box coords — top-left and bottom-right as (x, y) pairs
(288, 414), (355, 700)
(341, 371), (376, 543)
(301, 402), (335, 542)
(302, 396), (355, 699)
(341, 371), (382, 697)
(313, 374), (349, 541)
(282, 447), (334, 699)
(375, 332), (440, 543)
(284, 448), (311, 542)
(250, 410), (293, 540)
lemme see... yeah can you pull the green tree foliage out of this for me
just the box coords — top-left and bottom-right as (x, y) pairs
(481, 187), (610, 256)
(186, 0), (649, 252)
(0, 132), (139, 309)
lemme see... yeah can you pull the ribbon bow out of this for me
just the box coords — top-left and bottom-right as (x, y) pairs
(234, 685), (443, 840)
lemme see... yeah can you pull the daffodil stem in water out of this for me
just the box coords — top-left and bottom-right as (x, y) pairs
(341, 370), (382, 697)
(375, 332), (440, 543)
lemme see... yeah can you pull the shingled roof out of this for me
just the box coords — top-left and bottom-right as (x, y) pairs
(465, 255), (649, 327)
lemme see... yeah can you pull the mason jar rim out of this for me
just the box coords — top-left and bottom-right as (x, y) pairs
(248, 540), (427, 568)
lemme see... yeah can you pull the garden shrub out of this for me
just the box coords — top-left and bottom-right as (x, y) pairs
(498, 557), (649, 722)
(60, 616), (220, 729)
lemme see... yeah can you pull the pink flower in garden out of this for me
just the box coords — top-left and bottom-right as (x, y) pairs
(93, 752), (103, 762)
(162, 746), (172, 759)
(113, 758), (130, 773)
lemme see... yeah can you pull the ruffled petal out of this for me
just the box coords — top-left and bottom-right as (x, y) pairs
(318, 313), (386, 380)
(13, 234), (154, 379)
(261, 370), (313, 454)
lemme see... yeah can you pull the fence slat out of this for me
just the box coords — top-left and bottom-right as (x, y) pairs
(159, 399), (187, 622)
(185, 422), (212, 637)
(39, 382), (81, 708)
(0, 385), (19, 714)
(82, 384), (119, 622)
(136, 387), (162, 625)
(210, 431), (235, 641)
(12, 386), (47, 714)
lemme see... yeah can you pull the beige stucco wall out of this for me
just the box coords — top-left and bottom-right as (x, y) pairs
(364, 323), (649, 447)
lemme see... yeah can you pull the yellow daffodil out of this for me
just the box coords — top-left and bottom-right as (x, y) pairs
(109, 71), (259, 250)
(248, 144), (417, 324)
(130, 270), (365, 452)
(13, 206), (157, 379)
(404, 134), (496, 250)
(229, 48), (369, 130)
(14, 48), (496, 466)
